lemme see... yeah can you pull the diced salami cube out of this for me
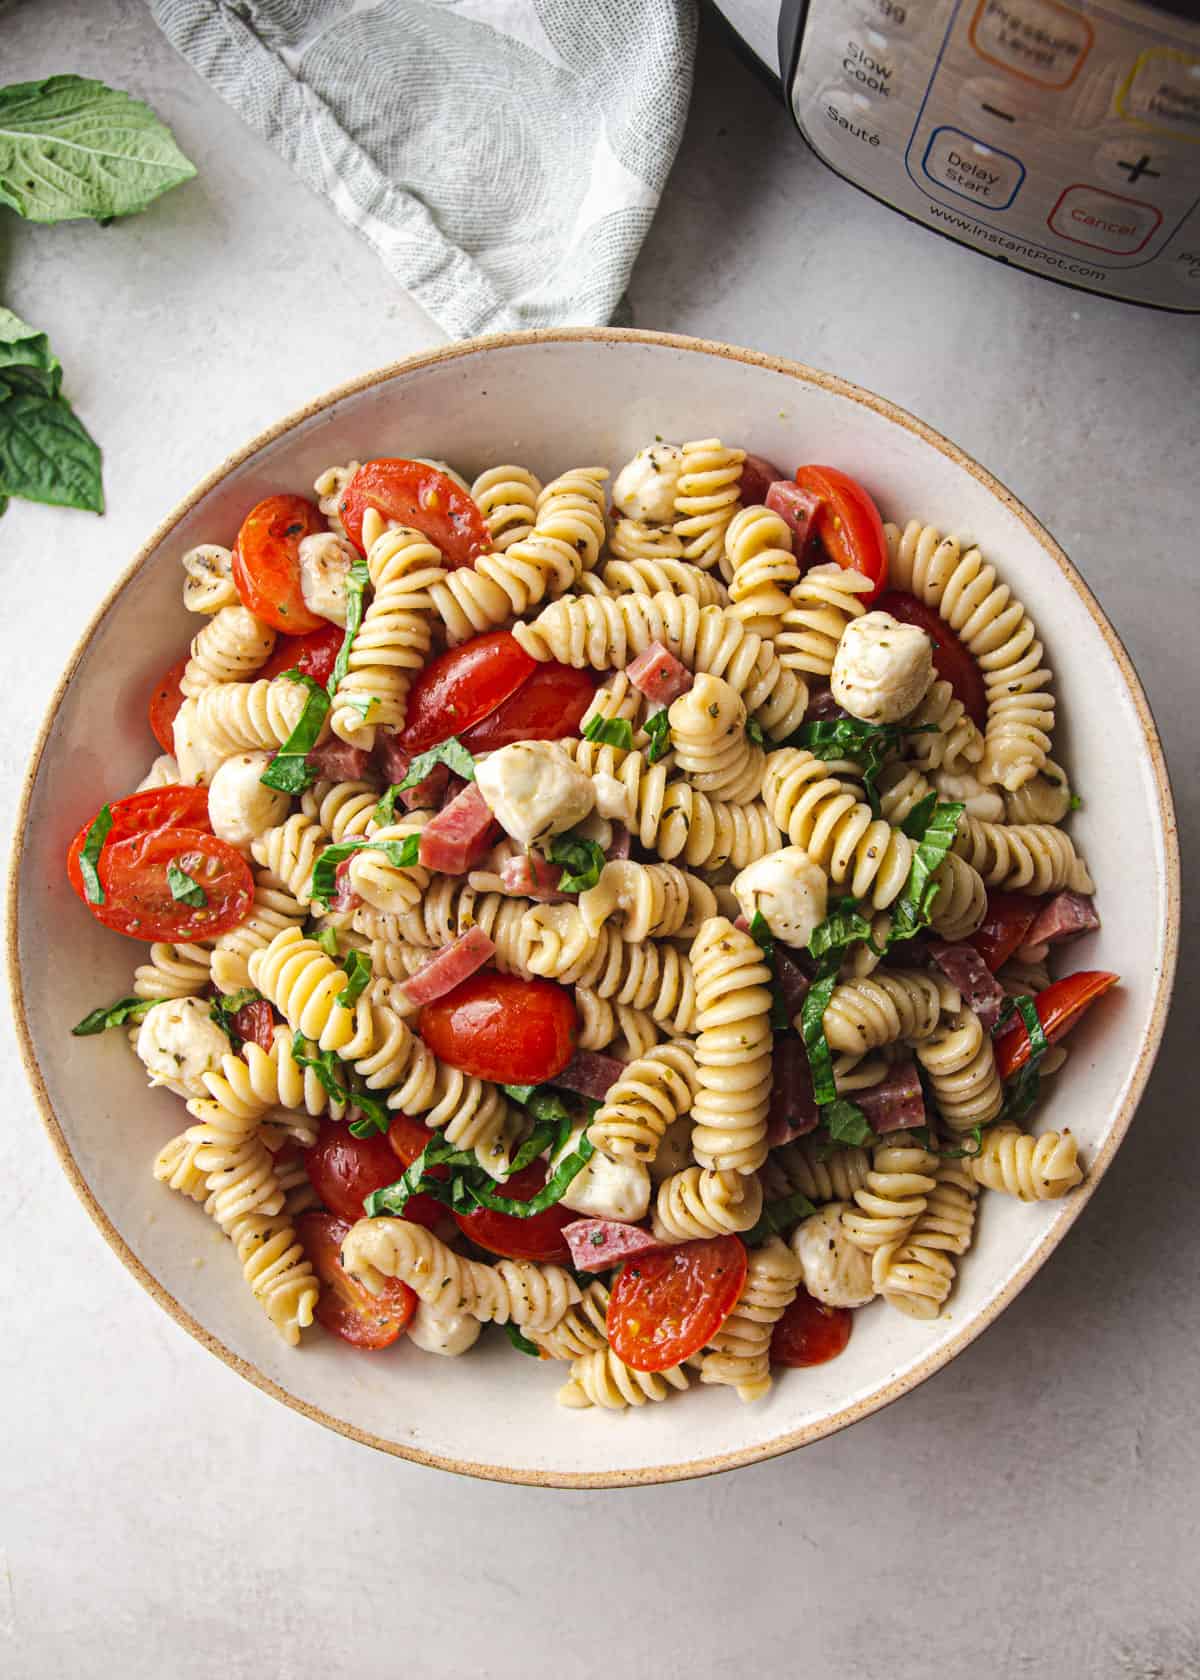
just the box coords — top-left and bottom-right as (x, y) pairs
(1024, 891), (1100, 948)
(765, 481), (824, 562)
(739, 453), (786, 508)
(400, 927), (497, 1006)
(373, 731), (410, 787)
(855, 1061), (926, 1134)
(625, 642), (693, 706)
(563, 1219), (666, 1272)
(556, 1051), (625, 1100)
(500, 852), (571, 902)
(418, 783), (499, 875)
(928, 940), (1005, 1033)
(774, 948), (816, 1018)
(767, 1037), (819, 1146)
(305, 739), (373, 782)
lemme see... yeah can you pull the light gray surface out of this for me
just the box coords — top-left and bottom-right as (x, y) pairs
(1, 4), (1196, 1676)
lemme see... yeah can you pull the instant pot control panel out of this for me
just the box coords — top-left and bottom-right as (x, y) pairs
(782, 0), (1200, 310)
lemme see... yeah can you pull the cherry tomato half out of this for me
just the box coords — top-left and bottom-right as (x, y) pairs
(67, 786), (211, 904)
(969, 891), (1039, 974)
(793, 465), (889, 601)
(400, 631), (537, 756)
(770, 1291), (853, 1367)
(339, 460), (490, 569)
(232, 493), (327, 634)
(608, 1235), (748, 1373)
(84, 827), (253, 943)
(874, 588), (988, 727)
(257, 622), (344, 688)
(419, 971), (577, 1087)
(231, 999), (276, 1052)
(994, 970), (1119, 1080)
(148, 655), (189, 754)
(453, 1158), (573, 1264)
(306, 1120), (413, 1223)
(459, 663), (597, 752)
(385, 1113), (450, 1229)
(297, 1212), (416, 1349)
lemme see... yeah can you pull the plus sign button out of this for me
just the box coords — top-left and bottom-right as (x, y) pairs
(1092, 139), (1173, 195)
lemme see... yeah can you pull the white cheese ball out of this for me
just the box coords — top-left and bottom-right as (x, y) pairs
(298, 531), (357, 626)
(554, 1124), (650, 1223)
(207, 752), (289, 851)
(406, 1301), (481, 1358)
(733, 846), (828, 949)
(135, 996), (229, 1099)
(612, 443), (684, 525)
(932, 767), (1006, 823)
(181, 543), (238, 615)
(831, 611), (934, 725)
(791, 1203), (875, 1309)
(475, 741), (595, 846)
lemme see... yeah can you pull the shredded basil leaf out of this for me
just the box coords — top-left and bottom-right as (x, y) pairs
(1000, 994), (1049, 1122)
(208, 988), (263, 1047)
(582, 713), (633, 751)
(899, 791), (938, 840)
(71, 994), (158, 1036)
(259, 671), (331, 795)
(1068, 793), (1083, 812)
(794, 718), (937, 815)
(821, 1098), (874, 1147)
(78, 804), (112, 905)
(309, 834), (420, 907)
(745, 716), (765, 748)
(548, 832), (606, 894)
(888, 801), (965, 945)
(308, 924), (339, 959)
(364, 1123), (594, 1220)
(336, 948), (372, 1009)
(326, 558), (370, 696)
(747, 909), (790, 1030)
(397, 735), (476, 791)
(166, 860), (207, 908)
(910, 1124), (985, 1159)
(643, 709), (671, 764)
(799, 951), (842, 1104)
(808, 901), (874, 960)
(504, 1324), (541, 1358)
(373, 785), (403, 827)
(744, 1188), (817, 1246)
(748, 909), (774, 963)
(290, 1031), (389, 1137)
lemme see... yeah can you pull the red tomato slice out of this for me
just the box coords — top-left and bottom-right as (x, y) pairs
(793, 465), (889, 601)
(400, 631), (536, 755)
(874, 588), (988, 727)
(419, 972), (577, 1086)
(306, 1120), (415, 1223)
(969, 891), (1040, 974)
(459, 663), (597, 751)
(384, 1113), (449, 1229)
(339, 459), (490, 569)
(994, 970), (1119, 1080)
(148, 655), (189, 754)
(770, 1291), (853, 1367)
(231, 493), (327, 634)
(297, 1212), (416, 1349)
(84, 827), (253, 943)
(257, 622), (344, 688)
(608, 1235), (748, 1373)
(67, 786), (211, 903)
(231, 999), (276, 1052)
(453, 1159), (573, 1263)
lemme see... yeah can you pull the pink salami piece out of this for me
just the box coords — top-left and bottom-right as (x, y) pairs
(765, 481), (823, 561)
(1024, 891), (1100, 948)
(563, 1219), (666, 1272)
(305, 739), (373, 782)
(928, 941), (1005, 1033)
(370, 736), (451, 810)
(625, 642), (693, 705)
(401, 764), (451, 811)
(400, 927), (497, 1006)
(855, 1060), (926, 1134)
(372, 732), (410, 786)
(767, 1036), (819, 1146)
(418, 783), (499, 874)
(774, 948), (815, 1018)
(803, 685), (849, 724)
(500, 852), (571, 902)
(739, 453), (786, 508)
(327, 857), (362, 915)
(556, 1051), (624, 1100)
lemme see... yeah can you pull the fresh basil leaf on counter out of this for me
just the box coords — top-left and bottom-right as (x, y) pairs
(0, 385), (103, 513)
(582, 713), (633, 751)
(259, 671), (331, 794)
(397, 735), (476, 791)
(77, 804), (113, 905)
(166, 860), (206, 907)
(71, 994), (157, 1036)
(0, 308), (61, 398)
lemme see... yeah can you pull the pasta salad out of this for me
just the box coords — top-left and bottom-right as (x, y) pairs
(67, 443), (1117, 1413)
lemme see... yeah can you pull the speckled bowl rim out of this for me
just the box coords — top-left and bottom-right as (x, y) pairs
(7, 327), (1180, 1488)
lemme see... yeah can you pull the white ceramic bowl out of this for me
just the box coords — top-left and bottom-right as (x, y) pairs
(9, 330), (1179, 1487)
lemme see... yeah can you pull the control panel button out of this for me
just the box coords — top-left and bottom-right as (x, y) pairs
(1048, 185), (1163, 254)
(1117, 48), (1200, 139)
(840, 30), (900, 100)
(853, 0), (921, 37)
(1092, 139), (1177, 196)
(969, 0), (1093, 90)
(812, 87), (887, 151)
(922, 125), (1025, 209)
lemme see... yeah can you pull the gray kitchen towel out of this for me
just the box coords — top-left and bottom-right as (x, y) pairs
(151, 0), (697, 338)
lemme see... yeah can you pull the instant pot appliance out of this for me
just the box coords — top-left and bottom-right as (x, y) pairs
(713, 0), (1200, 311)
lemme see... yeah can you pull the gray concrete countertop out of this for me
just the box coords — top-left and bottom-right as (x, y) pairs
(2, 5), (1196, 1676)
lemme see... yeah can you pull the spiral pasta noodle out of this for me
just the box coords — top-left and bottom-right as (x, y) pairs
(251, 811), (329, 907)
(902, 677), (985, 775)
(672, 438), (745, 574)
(914, 1009), (1004, 1132)
(345, 815), (431, 916)
(927, 851), (988, 941)
(588, 1040), (700, 1163)
(967, 1127), (1083, 1201)
(530, 1281), (611, 1361)
(559, 1346), (690, 1411)
(578, 860), (717, 942)
(873, 1161), (979, 1317)
(180, 605), (275, 698)
(668, 674), (764, 802)
(699, 1237), (803, 1402)
(723, 504), (799, 638)
(821, 970), (948, 1053)
(776, 562), (874, 678)
(952, 813), (1093, 895)
(248, 926), (367, 1055)
(759, 1138), (872, 1206)
(841, 1131), (939, 1251)
(301, 779), (379, 842)
(1002, 760), (1073, 825)
(209, 873), (305, 994)
(173, 676), (310, 782)
(181, 543), (238, 615)
(651, 1166), (764, 1241)
(523, 906), (698, 1035)
(602, 550), (725, 606)
(470, 464), (541, 551)
(133, 941), (212, 1001)
(688, 918), (772, 1175)
(762, 748), (914, 908)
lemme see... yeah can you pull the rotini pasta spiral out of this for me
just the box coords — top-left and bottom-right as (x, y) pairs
(181, 542), (238, 615)
(873, 1161), (978, 1317)
(759, 1138), (871, 1205)
(927, 851), (988, 941)
(820, 969), (947, 1053)
(209, 872), (305, 994)
(133, 941), (212, 1001)
(340, 1218), (580, 1331)
(672, 438), (745, 574)
(967, 1126), (1083, 1201)
(699, 1236), (802, 1402)
(1002, 759), (1073, 826)
(558, 1346), (690, 1411)
(522, 906), (697, 1034)
(723, 505), (799, 638)
(588, 1040), (700, 1163)
(952, 813), (1094, 895)
(688, 918), (772, 1175)
(248, 925), (366, 1055)
(345, 814), (431, 915)
(668, 674), (764, 802)
(886, 519), (1054, 790)
(173, 676), (311, 783)
(602, 550), (726, 606)
(776, 563), (874, 678)
(651, 1165), (764, 1241)
(841, 1131), (939, 1251)
(470, 464), (541, 551)
(330, 519), (445, 746)
(251, 811), (329, 907)
(314, 459), (360, 537)
(762, 748), (914, 908)
(180, 605), (275, 698)
(578, 859), (717, 942)
(301, 779), (378, 842)
(530, 1280), (611, 1361)
(153, 1130), (210, 1202)
(902, 677), (985, 775)
(914, 1008), (1004, 1132)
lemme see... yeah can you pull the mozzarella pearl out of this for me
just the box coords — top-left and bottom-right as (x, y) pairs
(135, 996), (229, 1099)
(733, 846), (828, 949)
(207, 752), (289, 851)
(612, 443), (684, 525)
(791, 1203), (876, 1309)
(831, 611), (934, 725)
(298, 531), (357, 626)
(406, 1301), (482, 1358)
(475, 741), (595, 846)
(932, 767), (1006, 823)
(554, 1124), (650, 1223)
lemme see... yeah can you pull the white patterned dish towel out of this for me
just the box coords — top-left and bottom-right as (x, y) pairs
(151, 0), (697, 338)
